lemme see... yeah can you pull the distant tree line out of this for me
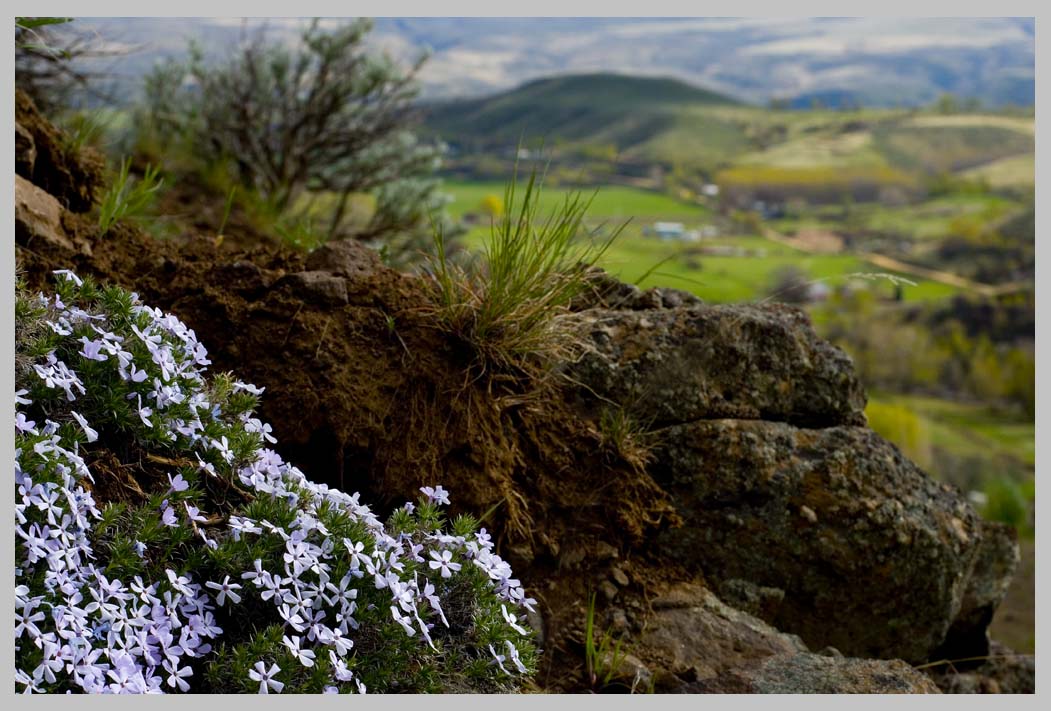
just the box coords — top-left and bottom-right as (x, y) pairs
(821, 290), (1034, 416)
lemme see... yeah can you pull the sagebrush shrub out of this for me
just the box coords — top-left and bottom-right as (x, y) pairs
(14, 270), (537, 694)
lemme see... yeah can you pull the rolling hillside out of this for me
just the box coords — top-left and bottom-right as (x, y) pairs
(423, 73), (1034, 181)
(422, 73), (748, 167)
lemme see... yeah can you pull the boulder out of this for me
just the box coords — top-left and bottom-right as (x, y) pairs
(15, 174), (78, 253)
(304, 239), (383, 282)
(935, 521), (1020, 660)
(562, 304), (867, 428)
(636, 583), (939, 693)
(729, 654), (941, 694)
(637, 582), (807, 688)
(650, 420), (982, 663)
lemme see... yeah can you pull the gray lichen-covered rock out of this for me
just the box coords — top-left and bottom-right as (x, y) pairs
(637, 583), (807, 689)
(737, 654), (941, 694)
(935, 521), (1020, 660)
(562, 304), (867, 428)
(636, 583), (939, 693)
(649, 420), (982, 663)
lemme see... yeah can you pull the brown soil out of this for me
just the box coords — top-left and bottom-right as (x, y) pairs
(147, 168), (288, 254)
(15, 89), (105, 213)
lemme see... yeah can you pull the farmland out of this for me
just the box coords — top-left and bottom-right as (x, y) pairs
(442, 179), (709, 222)
(445, 179), (963, 304)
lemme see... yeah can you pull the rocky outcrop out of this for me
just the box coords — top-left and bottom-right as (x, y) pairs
(647, 420), (981, 663)
(562, 303), (867, 428)
(632, 583), (939, 693)
(15, 89), (105, 213)
(562, 289), (1020, 667)
(934, 521), (1020, 660)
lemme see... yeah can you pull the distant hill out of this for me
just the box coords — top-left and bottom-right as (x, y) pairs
(422, 72), (748, 167)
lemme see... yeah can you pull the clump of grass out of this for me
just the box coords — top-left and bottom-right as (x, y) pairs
(98, 157), (164, 236)
(274, 213), (325, 251)
(598, 406), (655, 468)
(427, 167), (623, 371)
(583, 591), (632, 691)
(982, 478), (1033, 535)
(217, 185), (237, 237)
(59, 110), (110, 153)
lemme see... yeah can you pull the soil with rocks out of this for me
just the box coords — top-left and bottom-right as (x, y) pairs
(14, 88), (1034, 694)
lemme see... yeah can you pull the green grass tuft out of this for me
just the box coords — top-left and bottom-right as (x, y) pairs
(98, 157), (164, 236)
(427, 167), (623, 371)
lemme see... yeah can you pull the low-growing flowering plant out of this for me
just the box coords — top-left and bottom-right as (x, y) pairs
(14, 271), (538, 693)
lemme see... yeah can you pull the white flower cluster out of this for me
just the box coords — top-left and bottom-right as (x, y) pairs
(225, 447), (537, 691)
(15, 271), (537, 694)
(16, 417), (223, 693)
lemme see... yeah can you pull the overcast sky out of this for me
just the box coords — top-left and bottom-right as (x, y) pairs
(73, 17), (1035, 107)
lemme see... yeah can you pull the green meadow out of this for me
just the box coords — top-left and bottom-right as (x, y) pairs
(441, 179), (710, 221)
(596, 234), (959, 303)
(446, 180), (962, 304)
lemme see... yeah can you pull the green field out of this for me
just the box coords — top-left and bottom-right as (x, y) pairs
(441, 179), (710, 221)
(870, 392), (1034, 468)
(963, 153), (1035, 189)
(446, 180), (963, 304)
(856, 194), (1017, 239)
(735, 129), (888, 169)
(597, 234), (958, 303)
